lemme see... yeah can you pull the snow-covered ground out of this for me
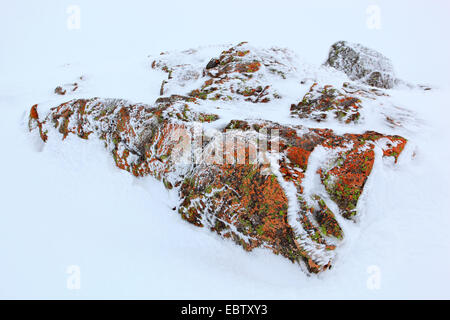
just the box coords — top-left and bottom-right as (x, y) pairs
(1, 0), (449, 299)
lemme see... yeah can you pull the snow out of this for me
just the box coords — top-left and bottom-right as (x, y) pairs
(1, 0), (450, 299)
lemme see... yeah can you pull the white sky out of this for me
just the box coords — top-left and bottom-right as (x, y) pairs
(1, 0), (450, 86)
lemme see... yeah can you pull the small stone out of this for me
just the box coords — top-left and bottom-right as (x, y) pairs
(54, 86), (66, 95)
(206, 58), (219, 69)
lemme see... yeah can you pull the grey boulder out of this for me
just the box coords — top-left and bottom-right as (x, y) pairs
(325, 41), (395, 89)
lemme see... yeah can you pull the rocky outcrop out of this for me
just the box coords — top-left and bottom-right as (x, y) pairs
(325, 41), (396, 89)
(29, 99), (406, 274)
(151, 42), (295, 103)
(28, 42), (409, 274)
(291, 83), (362, 123)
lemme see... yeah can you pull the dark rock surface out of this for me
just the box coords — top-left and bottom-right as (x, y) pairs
(325, 41), (396, 89)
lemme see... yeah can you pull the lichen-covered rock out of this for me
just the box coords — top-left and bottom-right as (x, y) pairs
(150, 42), (410, 130)
(291, 83), (362, 123)
(27, 42), (411, 274)
(325, 41), (395, 89)
(29, 99), (407, 273)
(319, 131), (407, 219)
(28, 97), (219, 181)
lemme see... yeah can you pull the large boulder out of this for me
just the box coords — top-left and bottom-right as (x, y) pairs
(325, 41), (396, 89)
(151, 42), (296, 103)
(27, 43), (409, 274)
(28, 98), (407, 274)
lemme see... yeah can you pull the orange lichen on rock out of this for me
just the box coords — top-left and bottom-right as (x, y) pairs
(28, 104), (48, 142)
(236, 61), (261, 73)
(291, 84), (361, 123)
(286, 146), (311, 171)
(178, 162), (317, 269)
(26, 42), (413, 275)
(313, 196), (343, 239)
(28, 94), (407, 274)
(381, 136), (407, 163)
(318, 131), (407, 219)
(347, 131), (408, 163)
(154, 42), (287, 104)
(30, 104), (39, 120)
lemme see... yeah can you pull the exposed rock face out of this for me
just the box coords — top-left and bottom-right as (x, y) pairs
(291, 83), (362, 123)
(29, 99), (406, 274)
(54, 77), (83, 95)
(28, 42), (409, 274)
(151, 42), (295, 103)
(325, 41), (396, 89)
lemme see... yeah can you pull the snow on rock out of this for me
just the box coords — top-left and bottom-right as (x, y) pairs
(291, 83), (362, 124)
(27, 42), (409, 274)
(28, 108), (406, 273)
(325, 41), (396, 89)
(151, 42), (297, 103)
